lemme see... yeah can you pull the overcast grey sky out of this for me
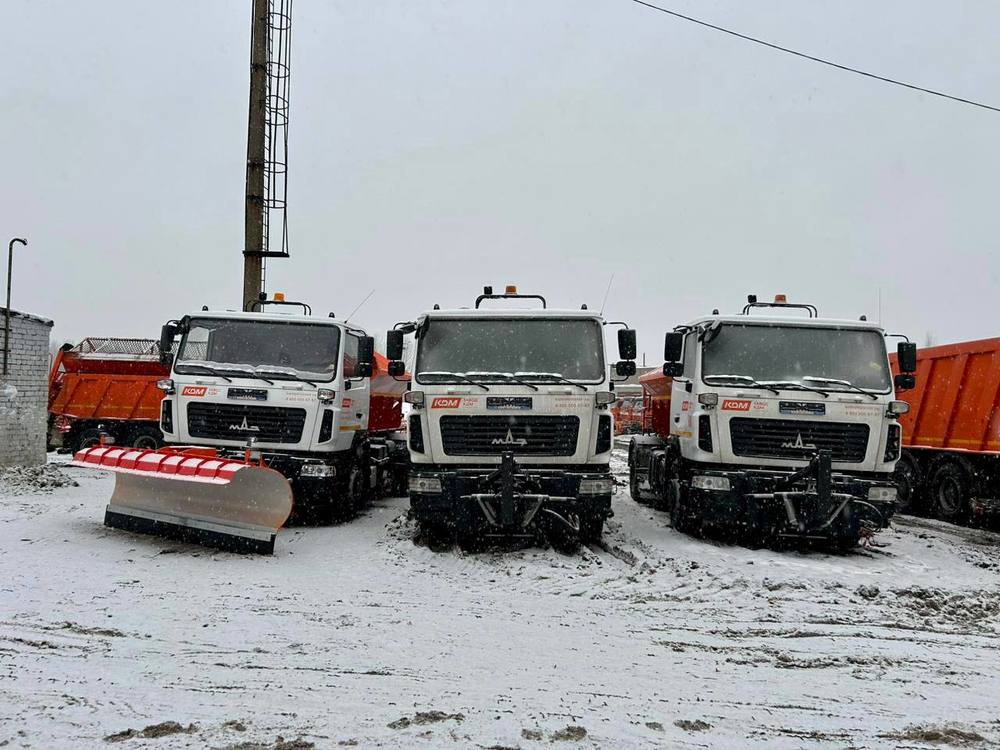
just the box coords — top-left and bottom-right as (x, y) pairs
(4, 1), (998, 358)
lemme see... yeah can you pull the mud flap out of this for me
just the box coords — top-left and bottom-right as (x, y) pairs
(72, 446), (294, 554)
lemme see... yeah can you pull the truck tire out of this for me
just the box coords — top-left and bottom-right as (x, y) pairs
(929, 460), (971, 523)
(129, 424), (164, 451)
(668, 481), (692, 534)
(629, 467), (648, 504)
(893, 453), (922, 516)
(73, 427), (105, 454)
(291, 478), (339, 526)
(456, 524), (482, 553)
(347, 464), (370, 514)
(579, 513), (605, 543)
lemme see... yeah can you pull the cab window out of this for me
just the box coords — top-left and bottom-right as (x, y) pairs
(342, 333), (360, 378)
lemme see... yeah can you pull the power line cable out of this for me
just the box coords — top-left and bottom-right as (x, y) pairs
(632, 0), (1000, 114)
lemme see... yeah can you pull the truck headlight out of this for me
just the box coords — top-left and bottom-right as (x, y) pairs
(595, 391), (615, 407)
(317, 388), (336, 403)
(578, 476), (614, 495)
(698, 393), (719, 407)
(868, 486), (897, 502)
(300, 463), (336, 478)
(408, 476), (442, 494)
(404, 391), (425, 407)
(888, 400), (910, 416)
(156, 378), (175, 394)
(691, 474), (731, 491)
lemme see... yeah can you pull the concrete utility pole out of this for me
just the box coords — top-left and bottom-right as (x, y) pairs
(4, 237), (28, 376)
(243, 0), (269, 310)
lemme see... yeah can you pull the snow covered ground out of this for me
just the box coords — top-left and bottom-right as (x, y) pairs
(2, 451), (999, 749)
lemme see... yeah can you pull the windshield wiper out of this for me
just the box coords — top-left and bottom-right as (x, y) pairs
(802, 376), (879, 401)
(417, 371), (490, 391)
(253, 366), (317, 388)
(178, 363), (233, 382)
(760, 380), (831, 398)
(466, 371), (539, 392)
(515, 372), (588, 392)
(702, 374), (779, 395)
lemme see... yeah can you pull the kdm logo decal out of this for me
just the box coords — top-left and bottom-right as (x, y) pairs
(181, 386), (208, 397)
(721, 399), (752, 411)
(431, 397), (463, 409)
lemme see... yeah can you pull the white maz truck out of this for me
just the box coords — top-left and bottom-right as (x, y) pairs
(629, 295), (918, 550)
(155, 297), (409, 524)
(386, 287), (637, 550)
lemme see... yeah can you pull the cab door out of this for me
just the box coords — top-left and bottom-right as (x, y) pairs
(341, 332), (370, 436)
(669, 333), (697, 440)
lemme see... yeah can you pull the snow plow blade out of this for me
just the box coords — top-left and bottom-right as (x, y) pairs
(71, 446), (294, 554)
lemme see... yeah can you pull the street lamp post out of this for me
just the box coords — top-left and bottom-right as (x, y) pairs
(3, 237), (28, 377)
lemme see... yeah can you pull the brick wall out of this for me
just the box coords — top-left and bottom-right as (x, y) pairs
(0, 310), (53, 467)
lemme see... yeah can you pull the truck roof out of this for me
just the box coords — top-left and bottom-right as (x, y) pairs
(188, 309), (358, 330)
(682, 313), (885, 332)
(421, 308), (603, 320)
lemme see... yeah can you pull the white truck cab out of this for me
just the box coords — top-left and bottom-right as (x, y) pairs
(387, 287), (637, 550)
(630, 295), (917, 549)
(156, 297), (407, 520)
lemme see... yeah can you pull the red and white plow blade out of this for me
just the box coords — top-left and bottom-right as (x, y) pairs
(71, 446), (294, 554)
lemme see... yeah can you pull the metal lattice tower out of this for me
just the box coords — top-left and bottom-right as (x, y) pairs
(243, 0), (292, 310)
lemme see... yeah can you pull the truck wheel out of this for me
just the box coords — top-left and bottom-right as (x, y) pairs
(669, 485), (690, 534)
(893, 453), (922, 515)
(129, 425), (163, 451)
(629, 467), (647, 504)
(832, 534), (858, 554)
(290, 478), (339, 526)
(74, 428), (104, 453)
(417, 517), (453, 549)
(347, 464), (370, 514)
(456, 524), (482, 553)
(579, 514), (605, 544)
(929, 461), (971, 523)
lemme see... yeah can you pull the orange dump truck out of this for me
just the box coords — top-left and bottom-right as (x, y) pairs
(611, 397), (644, 435)
(890, 337), (1000, 522)
(48, 338), (169, 453)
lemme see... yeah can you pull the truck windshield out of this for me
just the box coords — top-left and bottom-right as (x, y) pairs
(175, 318), (341, 382)
(416, 317), (605, 384)
(701, 324), (891, 393)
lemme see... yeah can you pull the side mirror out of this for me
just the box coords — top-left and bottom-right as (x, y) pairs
(663, 362), (684, 378)
(615, 360), (636, 377)
(617, 329), (637, 361)
(386, 330), (404, 361)
(664, 332), (684, 363)
(356, 336), (375, 377)
(897, 341), (918, 373)
(159, 323), (177, 366)
(894, 373), (915, 392)
(388, 360), (406, 377)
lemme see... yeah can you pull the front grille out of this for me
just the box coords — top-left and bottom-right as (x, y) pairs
(729, 418), (869, 463)
(187, 403), (307, 444)
(439, 415), (580, 456)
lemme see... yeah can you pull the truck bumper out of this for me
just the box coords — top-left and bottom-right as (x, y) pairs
(689, 462), (896, 541)
(409, 453), (612, 538)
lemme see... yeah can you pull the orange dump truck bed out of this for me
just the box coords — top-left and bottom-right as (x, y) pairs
(891, 337), (1000, 455)
(639, 368), (672, 437)
(49, 339), (170, 422)
(369, 351), (408, 433)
